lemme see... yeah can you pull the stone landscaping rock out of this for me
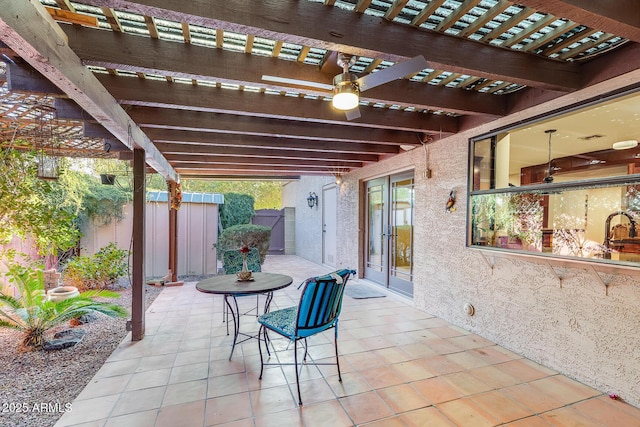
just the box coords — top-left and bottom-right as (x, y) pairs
(43, 329), (87, 351)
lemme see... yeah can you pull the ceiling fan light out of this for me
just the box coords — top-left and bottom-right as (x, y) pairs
(612, 139), (638, 150)
(332, 91), (359, 111)
(332, 73), (360, 111)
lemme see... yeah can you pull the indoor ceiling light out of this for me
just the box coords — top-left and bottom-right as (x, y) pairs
(331, 73), (359, 111)
(612, 139), (638, 150)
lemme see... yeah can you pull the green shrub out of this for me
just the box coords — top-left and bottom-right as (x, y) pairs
(0, 262), (127, 350)
(219, 193), (255, 228)
(63, 243), (129, 291)
(216, 224), (271, 264)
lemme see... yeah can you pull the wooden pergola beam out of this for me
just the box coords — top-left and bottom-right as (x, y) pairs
(62, 25), (506, 117)
(95, 74), (459, 133)
(516, 0), (640, 43)
(144, 128), (401, 155)
(154, 141), (380, 163)
(129, 106), (424, 146)
(75, 0), (580, 91)
(164, 153), (364, 169)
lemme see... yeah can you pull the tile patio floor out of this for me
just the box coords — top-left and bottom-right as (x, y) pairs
(55, 255), (640, 427)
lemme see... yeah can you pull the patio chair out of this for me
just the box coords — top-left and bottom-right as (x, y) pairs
(257, 268), (355, 405)
(222, 248), (262, 331)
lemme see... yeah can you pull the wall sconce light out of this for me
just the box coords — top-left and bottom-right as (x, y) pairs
(307, 192), (318, 209)
(334, 174), (343, 185)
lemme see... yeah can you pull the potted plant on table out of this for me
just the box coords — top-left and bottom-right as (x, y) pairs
(236, 245), (253, 281)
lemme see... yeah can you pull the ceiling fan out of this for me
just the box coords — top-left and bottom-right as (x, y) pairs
(262, 53), (428, 120)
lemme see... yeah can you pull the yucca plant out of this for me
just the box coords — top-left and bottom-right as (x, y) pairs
(0, 263), (128, 350)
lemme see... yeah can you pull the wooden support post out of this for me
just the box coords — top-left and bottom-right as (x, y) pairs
(168, 181), (178, 283)
(131, 148), (146, 341)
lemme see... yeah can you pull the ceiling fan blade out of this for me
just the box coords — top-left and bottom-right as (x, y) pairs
(261, 75), (334, 91)
(356, 55), (428, 92)
(345, 107), (361, 121)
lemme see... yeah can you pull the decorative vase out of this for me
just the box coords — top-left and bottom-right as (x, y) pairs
(236, 251), (252, 281)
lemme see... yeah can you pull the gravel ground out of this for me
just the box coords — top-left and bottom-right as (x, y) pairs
(0, 280), (165, 427)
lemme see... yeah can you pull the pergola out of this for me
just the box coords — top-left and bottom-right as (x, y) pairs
(1, 0), (638, 340)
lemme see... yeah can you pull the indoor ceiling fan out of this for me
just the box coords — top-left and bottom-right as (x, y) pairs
(262, 53), (428, 120)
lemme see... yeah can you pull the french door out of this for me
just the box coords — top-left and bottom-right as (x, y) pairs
(364, 172), (414, 297)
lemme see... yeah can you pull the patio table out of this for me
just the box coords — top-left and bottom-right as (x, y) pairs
(196, 272), (293, 359)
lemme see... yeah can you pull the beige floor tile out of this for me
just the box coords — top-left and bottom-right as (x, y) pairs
(430, 326), (467, 339)
(448, 334), (495, 350)
(344, 351), (387, 371)
(250, 384), (298, 416)
(390, 359), (435, 382)
(501, 382), (565, 413)
(540, 406), (603, 427)
(296, 377), (337, 405)
(208, 373), (250, 398)
(76, 375), (132, 400)
(169, 362), (209, 384)
(358, 335), (394, 351)
(103, 409), (158, 427)
(423, 338), (463, 356)
(55, 395), (119, 426)
(299, 400), (353, 427)
(156, 400), (206, 427)
(174, 348), (211, 366)
(572, 396), (640, 427)
(111, 386), (166, 417)
(410, 377), (465, 404)
(125, 368), (171, 391)
(359, 416), (405, 426)
(326, 371), (373, 397)
(209, 419), (254, 427)
(340, 391), (394, 425)
(209, 359), (247, 377)
(254, 407), (303, 427)
(437, 398), (499, 427)
(135, 354), (177, 373)
(399, 406), (457, 427)
(94, 359), (141, 379)
(246, 366), (289, 391)
(205, 393), (253, 425)
(503, 416), (555, 426)
(470, 390), (534, 423)
(440, 371), (495, 396)
(467, 365), (521, 389)
(447, 349), (497, 370)
(499, 359), (555, 383)
(162, 379), (208, 407)
(377, 384), (431, 414)
(530, 375), (600, 405)
(373, 347), (413, 364)
(420, 355), (465, 376)
(359, 366), (407, 389)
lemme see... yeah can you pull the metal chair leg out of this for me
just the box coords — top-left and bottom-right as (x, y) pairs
(294, 339), (302, 405)
(258, 324), (265, 380)
(335, 326), (342, 382)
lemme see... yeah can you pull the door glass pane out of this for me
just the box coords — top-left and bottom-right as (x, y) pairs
(391, 177), (414, 280)
(367, 183), (385, 272)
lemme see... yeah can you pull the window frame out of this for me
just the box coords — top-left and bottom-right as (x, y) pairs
(466, 85), (640, 271)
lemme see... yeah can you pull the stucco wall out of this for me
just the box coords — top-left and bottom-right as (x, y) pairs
(325, 69), (640, 407)
(282, 176), (334, 263)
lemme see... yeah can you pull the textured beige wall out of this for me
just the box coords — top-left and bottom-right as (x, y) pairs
(334, 69), (640, 407)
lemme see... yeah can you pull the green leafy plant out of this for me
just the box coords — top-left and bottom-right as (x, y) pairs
(0, 262), (127, 350)
(219, 193), (255, 229)
(215, 223), (271, 263)
(63, 243), (129, 291)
